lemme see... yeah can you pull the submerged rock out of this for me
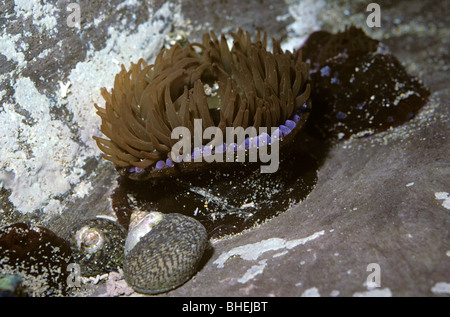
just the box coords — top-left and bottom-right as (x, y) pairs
(301, 26), (430, 139)
(0, 223), (72, 296)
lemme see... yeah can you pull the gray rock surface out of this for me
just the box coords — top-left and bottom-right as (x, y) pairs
(0, 0), (449, 296)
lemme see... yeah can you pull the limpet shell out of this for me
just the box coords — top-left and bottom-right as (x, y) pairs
(123, 212), (208, 294)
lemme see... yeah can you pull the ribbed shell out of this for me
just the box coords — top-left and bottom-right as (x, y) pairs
(123, 213), (208, 294)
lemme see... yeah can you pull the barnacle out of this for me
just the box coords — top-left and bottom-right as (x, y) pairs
(93, 28), (311, 180)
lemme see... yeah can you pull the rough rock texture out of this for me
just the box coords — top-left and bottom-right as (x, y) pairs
(0, 0), (449, 296)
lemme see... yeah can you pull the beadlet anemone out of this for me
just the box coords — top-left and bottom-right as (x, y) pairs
(93, 28), (311, 181)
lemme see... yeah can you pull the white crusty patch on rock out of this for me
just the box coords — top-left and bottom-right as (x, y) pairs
(353, 288), (393, 297)
(435, 192), (450, 210)
(214, 230), (325, 285)
(0, 33), (26, 67)
(0, 1), (179, 213)
(214, 230), (325, 269)
(301, 287), (321, 297)
(431, 282), (450, 295)
(282, 0), (325, 51)
(14, 0), (58, 33)
(237, 260), (268, 284)
(0, 77), (80, 213)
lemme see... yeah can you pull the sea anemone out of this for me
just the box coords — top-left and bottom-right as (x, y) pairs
(93, 28), (311, 180)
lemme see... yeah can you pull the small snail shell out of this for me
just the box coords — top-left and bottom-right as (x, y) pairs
(68, 217), (127, 276)
(74, 225), (104, 254)
(123, 212), (208, 295)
